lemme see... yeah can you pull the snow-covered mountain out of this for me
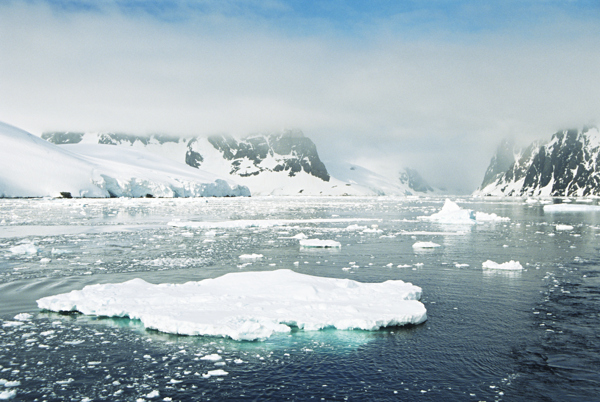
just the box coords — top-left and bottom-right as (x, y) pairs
(326, 163), (435, 196)
(43, 130), (435, 196)
(0, 122), (250, 198)
(475, 127), (600, 197)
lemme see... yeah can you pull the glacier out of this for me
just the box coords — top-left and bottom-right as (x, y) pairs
(0, 122), (249, 198)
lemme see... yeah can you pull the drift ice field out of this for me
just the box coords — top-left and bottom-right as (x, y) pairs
(2, 196), (600, 400)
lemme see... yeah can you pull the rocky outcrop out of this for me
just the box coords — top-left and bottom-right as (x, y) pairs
(476, 127), (600, 197)
(207, 130), (330, 181)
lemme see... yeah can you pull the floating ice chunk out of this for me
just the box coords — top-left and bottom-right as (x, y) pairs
(474, 212), (510, 222)
(0, 389), (17, 400)
(291, 233), (308, 239)
(13, 313), (32, 321)
(299, 239), (342, 248)
(144, 390), (160, 399)
(346, 224), (367, 231)
(203, 369), (228, 378)
(555, 224), (574, 231)
(412, 241), (441, 249)
(482, 260), (523, 270)
(37, 269), (426, 341)
(9, 243), (39, 255)
(0, 380), (20, 387)
(51, 248), (70, 255)
(419, 199), (509, 224)
(200, 354), (222, 361)
(239, 254), (263, 260)
(544, 204), (600, 213)
(419, 199), (476, 224)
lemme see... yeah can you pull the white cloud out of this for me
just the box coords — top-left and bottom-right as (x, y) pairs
(1, 1), (599, 192)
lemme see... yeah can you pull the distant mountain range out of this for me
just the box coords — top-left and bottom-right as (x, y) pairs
(475, 127), (600, 197)
(43, 130), (436, 196)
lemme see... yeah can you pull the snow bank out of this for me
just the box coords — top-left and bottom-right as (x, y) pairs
(544, 204), (600, 213)
(299, 239), (342, 248)
(419, 199), (509, 224)
(0, 122), (249, 198)
(37, 269), (426, 341)
(482, 260), (523, 270)
(412, 241), (441, 249)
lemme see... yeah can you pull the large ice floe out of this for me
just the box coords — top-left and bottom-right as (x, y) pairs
(419, 199), (509, 224)
(37, 269), (426, 341)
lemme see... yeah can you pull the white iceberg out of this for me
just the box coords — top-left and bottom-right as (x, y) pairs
(482, 260), (523, 270)
(419, 199), (509, 224)
(36, 269), (426, 341)
(419, 199), (476, 224)
(299, 239), (342, 248)
(412, 241), (441, 249)
(555, 224), (574, 231)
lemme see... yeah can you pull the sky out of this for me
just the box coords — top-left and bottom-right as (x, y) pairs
(1, 0), (600, 193)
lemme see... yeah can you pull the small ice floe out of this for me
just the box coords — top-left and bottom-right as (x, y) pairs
(13, 313), (32, 321)
(0, 389), (17, 400)
(299, 239), (342, 249)
(346, 224), (367, 231)
(239, 254), (263, 260)
(199, 354), (222, 361)
(202, 369), (228, 378)
(37, 269), (426, 341)
(482, 260), (523, 270)
(412, 241), (441, 249)
(144, 390), (160, 399)
(9, 242), (39, 255)
(555, 224), (574, 231)
(454, 263), (469, 268)
(0, 380), (20, 387)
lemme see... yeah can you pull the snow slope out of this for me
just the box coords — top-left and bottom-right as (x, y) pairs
(43, 131), (436, 196)
(0, 122), (249, 198)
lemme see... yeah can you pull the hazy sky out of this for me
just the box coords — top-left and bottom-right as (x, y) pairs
(2, 0), (600, 193)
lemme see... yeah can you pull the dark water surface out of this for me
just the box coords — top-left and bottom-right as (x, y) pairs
(1, 197), (599, 401)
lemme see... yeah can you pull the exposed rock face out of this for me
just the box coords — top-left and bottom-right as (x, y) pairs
(43, 129), (331, 183)
(41, 132), (84, 144)
(476, 127), (600, 197)
(207, 130), (330, 181)
(399, 168), (434, 193)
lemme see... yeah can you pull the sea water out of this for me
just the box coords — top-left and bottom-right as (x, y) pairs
(1, 196), (599, 401)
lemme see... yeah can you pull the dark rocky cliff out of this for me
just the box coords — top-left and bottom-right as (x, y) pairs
(477, 127), (600, 196)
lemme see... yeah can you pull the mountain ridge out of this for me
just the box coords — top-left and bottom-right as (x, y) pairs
(475, 127), (600, 197)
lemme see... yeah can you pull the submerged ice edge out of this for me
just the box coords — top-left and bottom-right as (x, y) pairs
(36, 269), (427, 341)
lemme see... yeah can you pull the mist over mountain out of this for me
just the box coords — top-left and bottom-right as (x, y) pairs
(475, 127), (600, 197)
